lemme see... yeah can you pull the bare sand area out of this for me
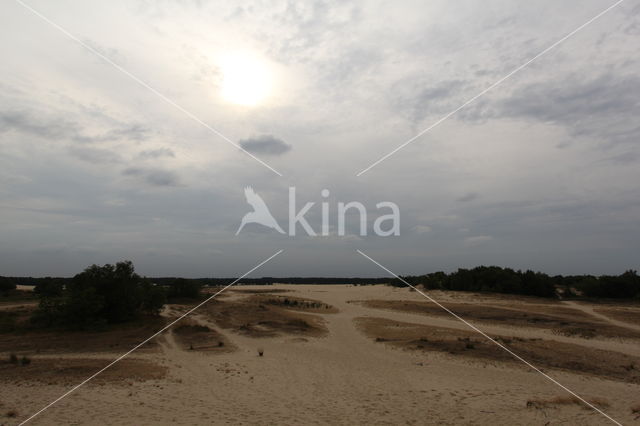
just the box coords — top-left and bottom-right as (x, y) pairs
(1, 284), (640, 425)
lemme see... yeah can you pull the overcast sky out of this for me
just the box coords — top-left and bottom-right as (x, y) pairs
(1, 0), (639, 278)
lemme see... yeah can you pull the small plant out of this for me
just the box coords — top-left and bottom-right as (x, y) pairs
(465, 342), (475, 350)
(9, 353), (18, 364)
(6, 409), (18, 418)
(257, 347), (264, 357)
(20, 355), (31, 365)
(218, 341), (224, 347)
(189, 344), (194, 350)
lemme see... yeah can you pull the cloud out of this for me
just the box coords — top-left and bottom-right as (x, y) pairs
(69, 146), (122, 164)
(137, 148), (176, 160)
(463, 235), (493, 247)
(239, 135), (291, 156)
(485, 73), (640, 145)
(457, 193), (479, 202)
(0, 109), (149, 144)
(122, 167), (179, 187)
(393, 79), (468, 123)
(0, 109), (78, 140)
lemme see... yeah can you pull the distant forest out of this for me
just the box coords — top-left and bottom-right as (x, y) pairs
(2, 266), (639, 301)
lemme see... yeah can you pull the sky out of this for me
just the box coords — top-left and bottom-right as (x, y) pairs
(1, 0), (639, 278)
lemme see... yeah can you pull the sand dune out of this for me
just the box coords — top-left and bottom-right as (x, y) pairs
(1, 284), (639, 425)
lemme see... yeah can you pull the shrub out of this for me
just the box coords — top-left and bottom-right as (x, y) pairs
(9, 353), (18, 364)
(257, 347), (264, 357)
(20, 355), (31, 366)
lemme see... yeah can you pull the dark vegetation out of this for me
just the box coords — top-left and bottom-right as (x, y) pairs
(2, 267), (638, 320)
(261, 296), (335, 312)
(0, 357), (166, 385)
(202, 296), (327, 337)
(0, 276), (17, 296)
(31, 261), (166, 330)
(151, 277), (390, 286)
(360, 300), (640, 339)
(357, 317), (640, 384)
(390, 266), (640, 299)
(172, 320), (232, 352)
(167, 278), (203, 300)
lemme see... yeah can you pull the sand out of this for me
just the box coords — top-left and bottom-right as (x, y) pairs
(1, 284), (639, 425)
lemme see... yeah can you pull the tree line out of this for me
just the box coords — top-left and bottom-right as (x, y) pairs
(389, 266), (640, 299)
(1, 263), (639, 331)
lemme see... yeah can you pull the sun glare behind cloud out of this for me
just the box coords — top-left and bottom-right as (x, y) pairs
(219, 52), (273, 106)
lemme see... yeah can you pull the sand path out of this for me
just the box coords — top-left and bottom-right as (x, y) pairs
(563, 300), (640, 332)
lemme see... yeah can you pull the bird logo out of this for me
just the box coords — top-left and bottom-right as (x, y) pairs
(236, 186), (285, 235)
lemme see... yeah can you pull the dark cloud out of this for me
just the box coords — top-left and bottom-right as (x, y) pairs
(69, 146), (122, 164)
(123, 167), (179, 186)
(0, 109), (78, 140)
(485, 73), (640, 145)
(239, 135), (292, 155)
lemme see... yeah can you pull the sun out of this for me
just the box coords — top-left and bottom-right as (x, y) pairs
(219, 52), (273, 106)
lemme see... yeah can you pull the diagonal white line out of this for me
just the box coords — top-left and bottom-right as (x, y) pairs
(18, 249), (284, 425)
(356, 249), (622, 425)
(14, 0), (283, 177)
(356, 0), (626, 176)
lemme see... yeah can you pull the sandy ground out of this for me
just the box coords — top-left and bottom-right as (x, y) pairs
(1, 284), (639, 425)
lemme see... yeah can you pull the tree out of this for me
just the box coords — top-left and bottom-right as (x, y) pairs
(168, 278), (202, 299)
(33, 260), (165, 329)
(0, 277), (16, 296)
(34, 277), (65, 297)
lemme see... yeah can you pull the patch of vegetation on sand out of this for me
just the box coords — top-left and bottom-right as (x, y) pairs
(0, 314), (167, 354)
(595, 306), (640, 326)
(0, 357), (166, 385)
(253, 295), (338, 313)
(526, 395), (609, 410)
(202, 297), (328, 338)
(355, 317), (640, 383)
(173, 320), (234, 352)
(229, 288), (292, 294)
(358, 300), (640, 339)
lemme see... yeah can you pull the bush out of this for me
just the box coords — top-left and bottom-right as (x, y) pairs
(20, 355), (31, 366)
(9, 353), (18, 364)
